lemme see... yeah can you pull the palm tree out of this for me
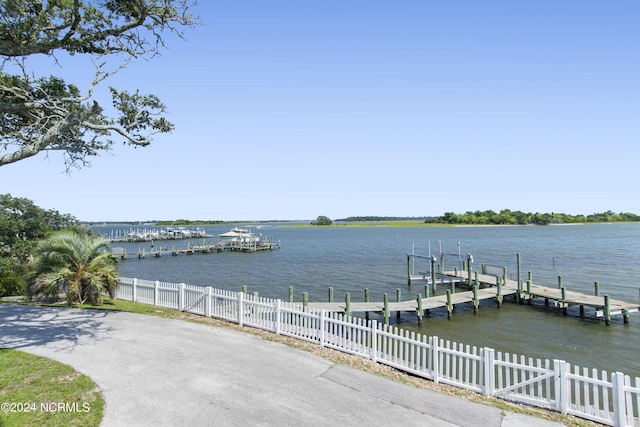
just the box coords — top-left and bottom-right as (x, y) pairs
(28, 230), (119, 305)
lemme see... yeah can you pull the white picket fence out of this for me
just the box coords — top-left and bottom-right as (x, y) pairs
(116, 277), (640, 427)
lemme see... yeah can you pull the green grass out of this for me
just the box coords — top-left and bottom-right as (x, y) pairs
(1, 297), (180, 318)
(0, 349), (103, 427)
(0, 297), (176, 427)
(279, 220), (447, 228)
(78, 298), (182, 317)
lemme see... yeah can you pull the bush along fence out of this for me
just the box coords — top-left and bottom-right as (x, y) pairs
(116, 277), (640, 427)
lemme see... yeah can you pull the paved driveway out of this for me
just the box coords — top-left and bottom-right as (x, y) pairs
(0, 305), (565, 426)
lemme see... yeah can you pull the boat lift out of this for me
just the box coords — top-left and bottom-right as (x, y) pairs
(407, 241), (466, 288)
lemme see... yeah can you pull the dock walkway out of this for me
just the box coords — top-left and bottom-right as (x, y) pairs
(112, 239), (281, 259)
(306, 270), (639, 325)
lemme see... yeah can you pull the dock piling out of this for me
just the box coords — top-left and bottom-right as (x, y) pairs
(345, 293), (351, 317)
(473, 284), (479, 313)
(383, 293), (389, 325)
(424, 285), (430, 316)
(517, 253), (522, 303)
(430, 256), (437, 292)
(407, 255), (411, 286)
(364, 288), (370, 320)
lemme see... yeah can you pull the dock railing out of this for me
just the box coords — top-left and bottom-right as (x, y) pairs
(115, 277), (639, 427)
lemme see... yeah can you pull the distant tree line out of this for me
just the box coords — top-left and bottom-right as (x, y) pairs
(156, 220), (293, 226)
(424, 210), (640, 225)
(339, 216), (433, 222)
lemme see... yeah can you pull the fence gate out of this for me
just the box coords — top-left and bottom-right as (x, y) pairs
(493, 353), (557, 409)
(183, 286), (207, 315)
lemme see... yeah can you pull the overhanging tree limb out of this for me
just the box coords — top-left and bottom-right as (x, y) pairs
(0, 0), (197, 171)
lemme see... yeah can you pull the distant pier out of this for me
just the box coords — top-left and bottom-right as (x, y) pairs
(111, 237), (281, 259)
(105, 226), (213, 243)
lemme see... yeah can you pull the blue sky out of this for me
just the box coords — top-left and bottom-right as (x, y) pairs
(1, 1), (638, 222)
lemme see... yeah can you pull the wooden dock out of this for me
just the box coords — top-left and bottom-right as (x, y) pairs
(462, 270), (640, 324)
(305, 269), (639, 325)
(307, 276), (517, 324)
(112, 238), (281, 259)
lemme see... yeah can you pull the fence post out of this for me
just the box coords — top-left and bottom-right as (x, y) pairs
(612, 372), (626, 427)
(275, 299), (281, 335)
(319, 310), (326, 348)
(483, 347), (495, 396)
(555, 360), (568, 414)
(237, 291), (244, 327)
(370, 320), (378, 363)
(178, 283), (185, 311)
(132, 278), (138, 302)
(205, 287), (212, 317)
(154, 281), (159, 306)
(432, 336), (440, 384)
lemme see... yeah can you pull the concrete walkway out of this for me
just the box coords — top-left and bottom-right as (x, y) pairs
(0, 305), (566, 426)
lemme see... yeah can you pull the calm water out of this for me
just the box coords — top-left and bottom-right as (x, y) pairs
(97, 223), (640, 378)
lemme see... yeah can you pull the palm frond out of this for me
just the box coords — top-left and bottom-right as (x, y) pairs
(29, 230), (119, 305)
